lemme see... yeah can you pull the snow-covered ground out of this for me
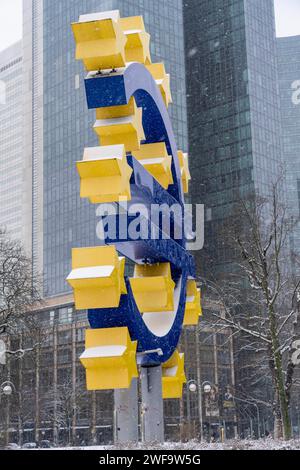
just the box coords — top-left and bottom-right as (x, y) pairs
(53, 439), (300, 451)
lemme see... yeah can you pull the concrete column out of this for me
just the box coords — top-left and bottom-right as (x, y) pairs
(35, 338), (40, 443)
(18, 334), (23, 447)
(5, 336), (11, 447)
(141, 366), (164, 443)
(53, 326), (58, 445)
(114, 378), (139, 443)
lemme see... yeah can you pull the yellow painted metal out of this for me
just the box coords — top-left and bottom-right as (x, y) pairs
(130, 263), (175, 313)
(96, 96), (136, 119)
(68, 10), (199, 399)
(94, 97), (145, 152)
(80, 327), (138, 390)
(162, 350), (186, 399)
(71, 11), (127, 71)
(76, 144), (132, 203)
(120, 16), (151, 65)
(178, 151), (191, 194)
(66, 246), (127, 310)
(146, 63), (172, 107)
(183, 280), (202, 326)
(132, 143), (173, 189)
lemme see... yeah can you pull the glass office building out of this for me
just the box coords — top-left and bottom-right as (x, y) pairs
(0, 42), (25, 242)
(184, 0), (283, 278)
(24, 0), (187, 297)
(277, 36), (300, 275)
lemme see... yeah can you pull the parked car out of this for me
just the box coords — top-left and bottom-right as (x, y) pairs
(22, 442), (37, 449)
(5, 443), (20, 450)
(39, 440), (52, 448)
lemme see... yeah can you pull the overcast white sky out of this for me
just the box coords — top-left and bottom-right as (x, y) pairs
(0, 0), (300, 53)
(274, 0), (300, 37)
(0, 0), (23, 53)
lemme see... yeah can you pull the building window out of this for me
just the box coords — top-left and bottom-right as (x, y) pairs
(0, 79), (6, 104)
(49, 310), (55, 326)
(58, 307), (73, 324)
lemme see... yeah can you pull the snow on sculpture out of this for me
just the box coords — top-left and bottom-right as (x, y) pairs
(67, 10), (202, 399)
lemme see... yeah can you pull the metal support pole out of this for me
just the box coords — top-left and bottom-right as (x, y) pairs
(195, 325), (203, 441)
(186, 387), (191, 439)
(223, 420), (226, 441)
(114, 378), (139, 444)
(179, 396), (184, 441)
(141, 366), (164, 443)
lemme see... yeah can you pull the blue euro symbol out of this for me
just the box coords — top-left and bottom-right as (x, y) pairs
(85, 63), (196, 366)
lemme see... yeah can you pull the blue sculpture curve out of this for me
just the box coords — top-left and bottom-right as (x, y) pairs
(85, 63), (195, 366)
(85, 63), (183, 201)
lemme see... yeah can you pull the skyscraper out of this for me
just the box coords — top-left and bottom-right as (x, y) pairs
(277, 36), (300, 275)
(23, 0), (187, 298)
(184, 0), (283, 278)
(0, 42), (26, 243)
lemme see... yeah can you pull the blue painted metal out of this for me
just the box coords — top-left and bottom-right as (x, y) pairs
(88, 274), (188, 365)
(85, 63), (196, 366)
(85, 63), (183, 202)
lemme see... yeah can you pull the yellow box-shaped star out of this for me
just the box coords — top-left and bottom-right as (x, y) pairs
(130, 263), (175, 313)
(66, 246), (126, 310)
(146, 63), (172, 107)
(71, 10), (127, 71)
(183, 280), (202, 326)
(132, 143), (173, 189)
(80, 327), (138, 390)
(120, 16), (151, 65)
(178, 151), (191, 194)
(76, 144), (132, 203)
(94, 97), (145, 152)
(162, 350), (186, 399)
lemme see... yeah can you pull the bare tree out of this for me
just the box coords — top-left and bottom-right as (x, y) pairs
(41, 377), (87, 446)
(0, 230), (43, 446)
(202, 180), (300, 439)
(0, 229), (42, 350)
(0, 325), (45, 447)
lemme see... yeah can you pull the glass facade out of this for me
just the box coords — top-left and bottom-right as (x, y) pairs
(1, 302), (235, 445)
(184, 0), (283, 278)
(41, 0), (187, 296)
(277, 36), (300, 275)
(0, 42), (23, 241)
(244, 0), (282, 195)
